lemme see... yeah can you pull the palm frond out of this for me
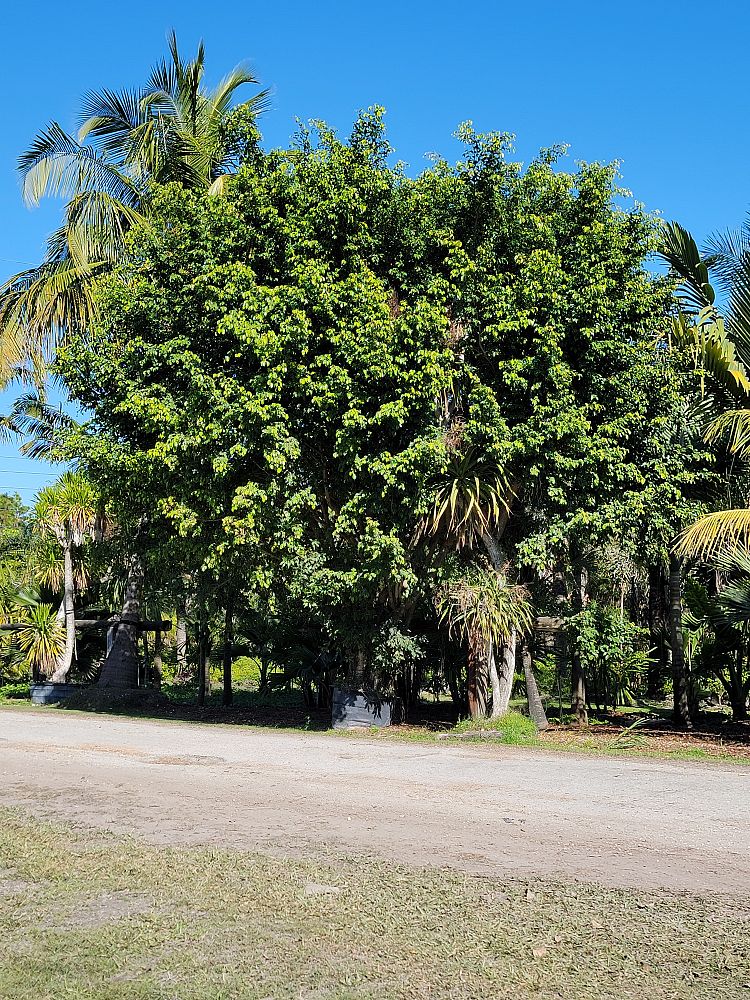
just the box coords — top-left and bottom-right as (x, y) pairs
(16, 601), (66, 676)
(676, 509), (750, 560)
(704, 221), (750, 295)
(438, 567), (533, 646)
(705, 409), (750, 458)
(418, 448), (511, 550)
(657, 221), (717, 313)
(77, 87), (148, 158)
(9, 389), (76, 459)
(19, 122), (141, 208)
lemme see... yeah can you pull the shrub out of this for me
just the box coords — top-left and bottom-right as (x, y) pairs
(0, 682), (30, 701)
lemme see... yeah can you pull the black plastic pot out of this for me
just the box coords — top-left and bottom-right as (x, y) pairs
(331, 687), (402, 729)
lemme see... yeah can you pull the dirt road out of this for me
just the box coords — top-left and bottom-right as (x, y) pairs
(1, 708), (748, 894)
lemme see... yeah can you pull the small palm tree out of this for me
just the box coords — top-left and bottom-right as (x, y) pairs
(438, 567), (533, 719)
(0, 588), (66, 682)
(15, 600), (66, 681)
(417, 448), (511, 552)
(34, 472), (101, 682)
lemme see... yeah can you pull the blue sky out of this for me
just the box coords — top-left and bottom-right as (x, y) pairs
(1, 0), (749, 504)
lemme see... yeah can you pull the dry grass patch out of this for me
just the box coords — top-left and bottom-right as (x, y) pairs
(0, 808), (748, 999)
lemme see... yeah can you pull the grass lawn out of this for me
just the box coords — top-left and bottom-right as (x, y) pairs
(0, 809), (748, 999)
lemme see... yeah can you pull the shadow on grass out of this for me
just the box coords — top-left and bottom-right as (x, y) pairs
(53, 684), (332, 731)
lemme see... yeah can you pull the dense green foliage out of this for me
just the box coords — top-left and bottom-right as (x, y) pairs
(3, 37), (750, 726)
(47, 110), (711, 718)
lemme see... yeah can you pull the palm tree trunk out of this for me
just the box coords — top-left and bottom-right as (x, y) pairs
(196, 591), (209, 706)
(197, 626), (208, 706)
(492, 630), (516, 717)
(175, 610), (188, 682)
(647, 563), (668, 698)
(570, 559), (588, 726)
(488, 641), (502, 718)
(523, 643), (549, 730)
(481, 532), (504, 570)
(669, 553), (692, 728)
(348, 648), (367, 689)
(98, 551), (143, 689)
(51, 544), (75, 683)
(467, 630), (484, 719)
(153, 629), (163, 690)
(222, 598), (233, 707)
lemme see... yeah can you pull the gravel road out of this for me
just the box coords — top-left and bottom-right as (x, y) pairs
(1, 708), (748, 894)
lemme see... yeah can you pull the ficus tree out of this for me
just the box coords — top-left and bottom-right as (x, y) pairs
(57, 112), (686, 710)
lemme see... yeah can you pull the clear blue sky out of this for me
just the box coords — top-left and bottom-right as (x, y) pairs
(1, 0), (749, 504)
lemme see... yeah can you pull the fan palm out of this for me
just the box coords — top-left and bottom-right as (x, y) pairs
(34, 472), (102, 682)
(0, 32), (269, 385)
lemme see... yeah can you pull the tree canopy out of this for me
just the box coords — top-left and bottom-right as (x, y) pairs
(53, 111), (697, 709)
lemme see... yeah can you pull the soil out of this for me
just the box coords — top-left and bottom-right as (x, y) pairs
(1, 707), (748, 896)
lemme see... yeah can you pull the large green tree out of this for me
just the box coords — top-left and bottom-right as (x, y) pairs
(59, 114), (683, 708)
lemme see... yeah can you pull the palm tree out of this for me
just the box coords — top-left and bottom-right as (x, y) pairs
(438, 567), (533, 720)
(656, 221), (750, 725)
(417, 448), (511, 553)
(0, 587), (66, 682)
(34, 472), (101, 682)
(0, 32), (269, 385)
(13, 595), (66, 682)
(667, 214), (750, 561)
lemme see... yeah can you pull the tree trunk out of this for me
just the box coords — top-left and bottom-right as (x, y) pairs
(152, 629), (163, 690)
(570, 559), (588, 726)
(571, 652), (587, 725)
(98, 551), (143, 689)
(51, 544), (76, 683)
(222, 598), (233, 707)
(175, 611), (188, 682)
(488, 641), (502, 718)
(348, 648), (367, 689)
(481, 531), (504, 570)
(669, 552), (692, 728)
(492, 630), (516, 717)
(523, 643), (549, 731)
(258, 655), (270, 693)
(197, 626), (208, 707)
(141, 632), (149, 687)
(467, 630), (485, 719)
(646, 563), (668, 698)
(730, 697), (749, 721)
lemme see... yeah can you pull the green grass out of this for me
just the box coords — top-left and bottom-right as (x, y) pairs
(453, 709), (539, 745)
(0, 809), (748, 999)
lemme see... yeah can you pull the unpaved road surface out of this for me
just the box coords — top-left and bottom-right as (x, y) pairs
(1, 708), (748, 894)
